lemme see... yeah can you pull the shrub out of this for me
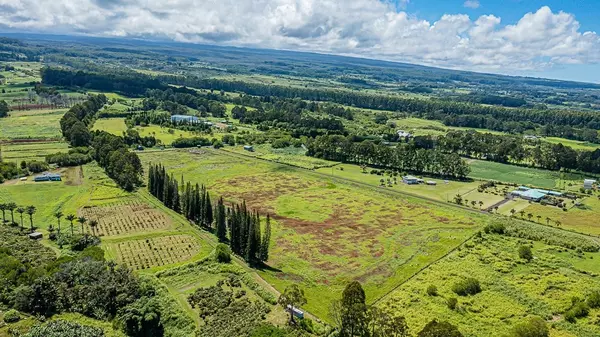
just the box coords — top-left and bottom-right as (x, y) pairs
(3, 309), (20, 323)
(518, 245), (533, 261)
(511, 317), (548, 337)
(418, 319), (463, 337)
(427, 285), (438, 296)
(565, 301), (589, 322)
(484, 222), (505, 234)
(452, 278), (481, 296)
(587, 291), (600, 308)
(447, 297), (458, 310)
(299, 317), (315, 333)
(215, 244), (231, 263)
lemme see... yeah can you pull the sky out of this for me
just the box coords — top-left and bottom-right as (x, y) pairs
(0, 0), (599, 83)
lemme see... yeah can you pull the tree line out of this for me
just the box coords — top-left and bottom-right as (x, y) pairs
(306, 135), (471, 179)
(148, 164), (271, 264)
(58, 94), (144, 191)
(429, 131), (600, 173)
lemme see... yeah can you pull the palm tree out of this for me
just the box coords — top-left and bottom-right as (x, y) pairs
(6, 202), (17, 225)
(536, 215), (542, 223)
(77, 216), (87, 235)
(54, 211), (63, 235)
(494, 206), (499, 213)
(88, 220), (98, 237)
(26, 206), (36, 232)
(510, 209), (516, 217)
(545, 217), (551, 226)
(555, 220), (562, 227)
(479, 201), (484, 209)
(16, 207), (25, 230)
(527, 213), (533, 221)
(0, 203), (6, 223)
(66, 214), (76, 236)
(519, 210), (525, 218)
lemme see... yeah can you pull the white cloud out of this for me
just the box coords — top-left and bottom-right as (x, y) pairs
(0, 1), (598, 74)
(464, 0), (480, 9)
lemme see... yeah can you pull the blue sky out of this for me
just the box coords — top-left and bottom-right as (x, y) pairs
(0, 0), (599, 83)
(398, 0), (600, 82)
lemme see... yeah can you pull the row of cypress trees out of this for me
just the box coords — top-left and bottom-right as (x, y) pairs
(148, 163), (270, 264)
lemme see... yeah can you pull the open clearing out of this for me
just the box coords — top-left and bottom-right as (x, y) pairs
(523, 195), (600, 236)
(377, 227), (600, 337)
(468, 160), (591, 189)
(0, 109), (66, 140)
(92, 118), (128, 135)
(138, 149), (486, 318)
(226, 145), (338, 169)
(0, 141), (70, 162)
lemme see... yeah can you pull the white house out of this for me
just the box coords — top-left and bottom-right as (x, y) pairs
(584, 179), (597, 190)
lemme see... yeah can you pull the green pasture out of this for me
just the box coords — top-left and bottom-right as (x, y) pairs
(0, 141), (69, 162)
(138, 149), (485, 319)
(226, 144), (337, 169)
(544, 137), (600, 151)
(134, 124), (198, 145)
(468, 160), (588, 189)
(315, 162), (480, 203)
(523, 195), (600, 236)
(377, 230), (600, 337)
(0, 109), (66, 140)
(92, 118), (128, 135)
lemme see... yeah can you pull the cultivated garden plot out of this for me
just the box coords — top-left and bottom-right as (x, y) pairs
(114, 234), (202, 270)
(79, 198), (171, 236)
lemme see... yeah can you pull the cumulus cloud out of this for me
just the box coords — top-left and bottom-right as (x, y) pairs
(0, 0), (598, 73)
(464, 0), (480, 9)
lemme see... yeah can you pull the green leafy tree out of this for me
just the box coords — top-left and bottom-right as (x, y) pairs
(16, 207), (25, 230)
(26, 205), (36, 232)
(339, 281), (369, 337)
(77, 216), (87, 235)
(23, 320), (105, 337)
(519, 245), (533, 261)
(0, 100), (9, 118)
(278, 285), (307, 324)
(66, 214), (76, 236)
(54, 211), (63, 234)
(511, 317), (549, 337)
(417, 319), (463, 337)
(115, 297), (164, 337)
(7, 202), (17, 224)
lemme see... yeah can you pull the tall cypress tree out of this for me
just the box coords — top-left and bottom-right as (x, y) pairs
(216, 197), (227, 242)
(260, 214), (271, 262)
(204, 191), (213, 227)
(245, 212), (255, 263)
(172, 180), (180, 212)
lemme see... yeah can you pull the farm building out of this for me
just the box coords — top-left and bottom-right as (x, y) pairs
(584, 179), (597, 190)
(286, 305), (304, 319)
(28, 232), (43, 240)
(171, 115), (200, 124)
(34, 173), (61, 182)
(243, 145), (254, 152)
(397, 130), (412, 138)
(403, 175), (421, 185)
(510, 186), (562, 202)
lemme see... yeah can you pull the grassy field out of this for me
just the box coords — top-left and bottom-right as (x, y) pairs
(0, 141), (69, 162)
(315, 162), (480, 203)
(0, 109), (66, 140)
(92, 118), (128, 135)
(377, 225), (600, 337)
(226, 144), (338, 169)
(468, 160), (590, 189)
(523, 195), (600, 236)
(134, 124), (198, 145)
(137, 149), (486, 319)
(544, 137), (600, 151)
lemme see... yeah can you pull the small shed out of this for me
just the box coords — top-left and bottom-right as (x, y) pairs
(28, 232), (43, 240)
(286, 305), (304, 319)
(403, 175), (420, 185)
(584, 179), (597, 190)
(426, 181), (437, 186)
(243, 145), (254, 152)
(136, 145), (144, 151)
